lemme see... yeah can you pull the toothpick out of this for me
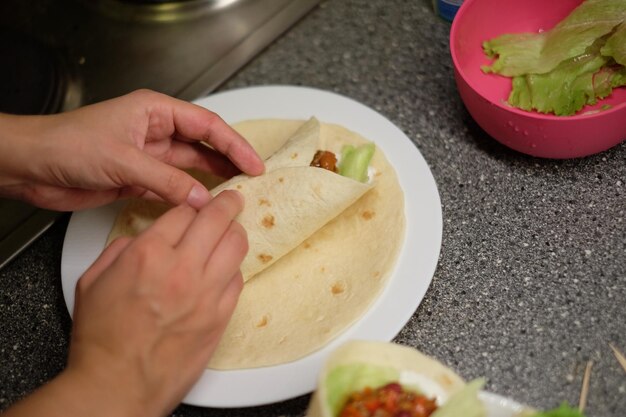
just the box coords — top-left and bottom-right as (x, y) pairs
(609, 343), (626, 373)
(578, 360), (592, 412)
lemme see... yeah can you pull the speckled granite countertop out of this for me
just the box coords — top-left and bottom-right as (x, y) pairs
(1, 1), (625, 416)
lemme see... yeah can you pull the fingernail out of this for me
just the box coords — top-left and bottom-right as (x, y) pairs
(186, 185), (211, 208)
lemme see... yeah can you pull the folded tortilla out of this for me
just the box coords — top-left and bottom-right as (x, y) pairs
(307, 341), (477, 417)
(108, 118), (406, 369)
(108, 117), (373, 283)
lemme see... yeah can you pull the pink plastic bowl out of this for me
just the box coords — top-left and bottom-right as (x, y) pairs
(450, 0), (626, 159)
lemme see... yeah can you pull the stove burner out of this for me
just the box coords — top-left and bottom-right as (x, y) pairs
(0, 30), (67, 115)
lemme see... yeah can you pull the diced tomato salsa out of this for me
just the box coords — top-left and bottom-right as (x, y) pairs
(339, 382), (438, 417)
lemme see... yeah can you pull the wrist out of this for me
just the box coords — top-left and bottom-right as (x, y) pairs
(58, 365), (153, 417)
(0, 113), (72, 204)
(0, 114), (42, 196)
(2, 366), (151, 417)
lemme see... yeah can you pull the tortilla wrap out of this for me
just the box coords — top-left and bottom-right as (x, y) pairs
(306, 341), (468, 417)
(108, 118), (406, 369)
(108, 118), (373, 283)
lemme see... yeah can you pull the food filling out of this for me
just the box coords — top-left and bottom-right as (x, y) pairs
(311, 150), (338, 172)
(310, 143), (376, 183)
(339, 382), (438, 417)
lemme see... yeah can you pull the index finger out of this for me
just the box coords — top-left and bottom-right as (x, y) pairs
(139, 204), (198, 247)
(169, 100), (265, 176)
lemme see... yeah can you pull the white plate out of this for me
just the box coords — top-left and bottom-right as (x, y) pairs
(61, 85), (443, 408)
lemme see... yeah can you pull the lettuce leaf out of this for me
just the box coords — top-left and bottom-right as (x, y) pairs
(601, 22), (626, 65)
(527, 402), (586, 417)
(593, 64), (626, 99)
(338, 143), (375, 183)
(483, 0), (626, 115)
(430, 379), (486, 417)
(507, 36), (609, 115)
(483, 0), (626, 76)
(482, 33), (546, 76)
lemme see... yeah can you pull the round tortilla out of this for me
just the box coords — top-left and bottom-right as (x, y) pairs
(107, 119), (405, 369)
(208, 120), (405, 369)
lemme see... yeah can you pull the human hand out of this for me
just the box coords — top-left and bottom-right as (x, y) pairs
(64, 190), (247, 416)
(0, 89), (264, 210)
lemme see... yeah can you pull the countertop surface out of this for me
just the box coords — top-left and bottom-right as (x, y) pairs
(1, 1), (625, 416)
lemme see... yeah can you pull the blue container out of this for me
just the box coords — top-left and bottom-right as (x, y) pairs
(434, 0), (463, 21)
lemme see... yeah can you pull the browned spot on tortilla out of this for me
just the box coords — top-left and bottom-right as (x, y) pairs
(278, 177), (284, 183)
(255, 315), (269, 328)
(261, 214), (275, 228)
(258, 198), (271, 207)
(291, 152), (298, 159)
(258, 253), (273, 263)
(303, 242), (311, 249)
(439, 374), (455, 388)
(320, 266), (326, 273)
(361, 210), (375, 220)
(236, 184), (242, 190)
(373, 271), (381, 279)
(375, 171), (383, 177)
(331, 282), (345, 295)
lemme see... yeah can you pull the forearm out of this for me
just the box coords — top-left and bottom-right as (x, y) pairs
(3, 368), (149, 417)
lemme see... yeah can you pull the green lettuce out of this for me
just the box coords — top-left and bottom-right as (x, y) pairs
(601, 22), (626, 65)
(483, 0), (626, 76)
(482, 33), (546, 77)
(527, 402), (586, 417)
(507, 36), (609, 115)
(593, 64), (626, 99)
(338, 143), (375, 183)
(431, 379), (486, 417)
(482, 0), (626, 116)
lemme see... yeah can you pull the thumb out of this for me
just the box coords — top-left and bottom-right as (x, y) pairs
(125, 150), (212, 209)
